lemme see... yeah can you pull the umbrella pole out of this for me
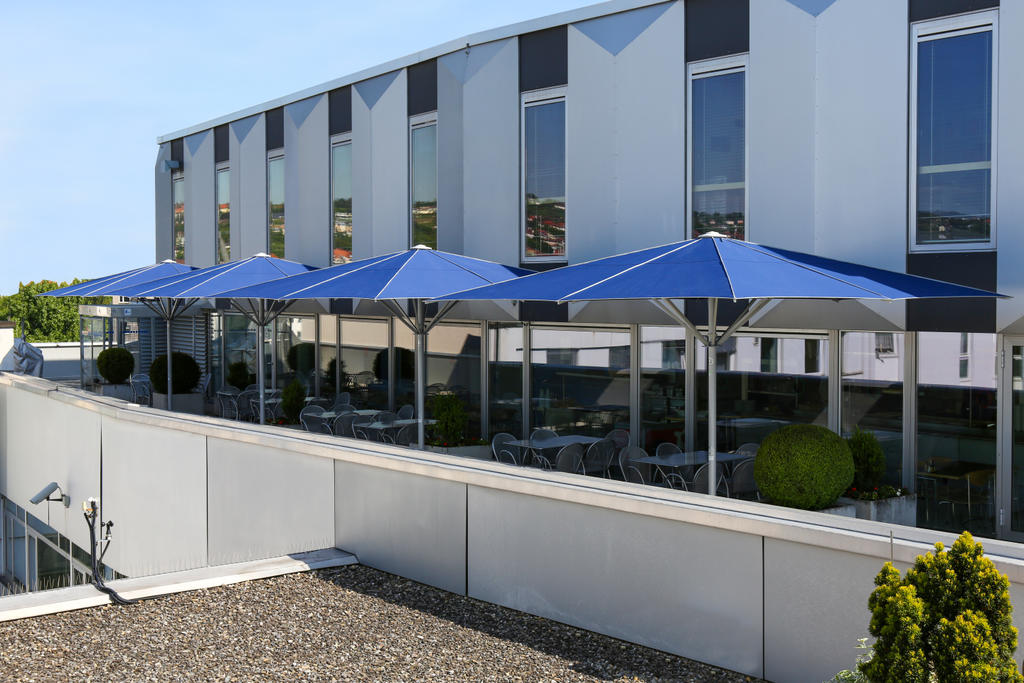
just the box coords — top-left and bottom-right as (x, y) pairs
(258, 301), (266, 425)
(707, 299), (718, 496)
(166, 315), (174, 411)
(415, 300), (426, 449)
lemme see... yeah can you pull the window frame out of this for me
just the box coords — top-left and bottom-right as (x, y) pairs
(408, 112), (438, 249)
(909, 10), (998, 253)
(330, 133), (353, 264)
(214, 162), (230, 264)
(266, 150), (285, 257)
(686, 53), (749, 241)
(520, 85), (568, 264)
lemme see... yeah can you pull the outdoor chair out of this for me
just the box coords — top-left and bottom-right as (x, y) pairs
(529, 454), (553, 470)
(555, 443), (584, 474)
(735, 442), (760, 457)
(618, 446), (647, 481)
(582, 439), (616, 477)
(397, 404), (414, 420)
(352, 415), (374, 440)
(333, 392), (352, 408)
(386, 424), (415, 447)
(625, 465), (646, 485)
(691, 464), (730, 497)
(299, 406), (328, 434)
(728, 458), (760, 500)
(529, 428), (558, 462)
(217, 392), (240, 420)
(605, 428), (630, 451)
(491, 433), (521, 466)
(333, 405), (355, 416)
(664, 472), (688, 491)
(306, 397), (331, 410)
(333, 413), (359, 438)
(237, 390), (259, 421)
(244, 384), (260, 392)
(655, 442), (681, 457)
(130, 376), (152, 407)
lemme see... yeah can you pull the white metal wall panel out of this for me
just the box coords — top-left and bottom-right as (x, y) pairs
(184, 130), (215, 267)
(154, 143), (173, 262)
(747, 0), (816, 251)
(456, 39), (521, 266)
(284, 95), (330, 267)
(352, 71), (408, 259)
(568, 2), (685, 264)
(997, 1), (1024, 331)
(230, 114), (267, 259)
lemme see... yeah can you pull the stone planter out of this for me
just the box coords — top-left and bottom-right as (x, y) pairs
(425, 444), (492, 460)
(837, 494), (917, 526)
(153, 392), (204, 415)
(99, 384), (133, 401)
(818, 501), (857, 518)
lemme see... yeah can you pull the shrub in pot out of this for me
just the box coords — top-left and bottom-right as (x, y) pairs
(226, 361), (255, 391)
(428, 393), (468, 446)
(96, 348), (134, 385)
(753, 424), (854, 510)
(281, 379), (305, 424)
(848, 427), (885, 491)
(149, 352), (201, 395)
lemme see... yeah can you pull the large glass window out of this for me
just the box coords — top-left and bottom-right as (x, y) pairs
(410, 120), (437, 249)
(522, 90), (566, 260)
(222, 313), (257, 388)
(268, 154), (285, 258)
(275, 316), (316, 391)
(428, 323), (482, 439)
(172, 175), (185, 262)
(530, 327), (630, 437)
(489, 323), (524, 439)
(916, 332), (997, 536)
(319, 315), (338, 399)
(841, 332), (904, 487)
(340, 319), (389, 409)
(393, 324), (415, 411)
(1009, 343), (1024, 534)
(640, 326), (687, 452)
(912, 14), (995, 247)
(689, 58), (746, 240)
(331, 141), (352, 264)
(216, 167), (230, 263)
(697, 335), (828, 452)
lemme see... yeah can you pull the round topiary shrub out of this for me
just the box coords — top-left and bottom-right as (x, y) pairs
(96, 347), (134, 385)
(753, 424), (854, 510)
(286, 342), (315, 374)
(226, 360), (255, 391)
(149, 352), (201, 395)
(848, 427), (885, 491)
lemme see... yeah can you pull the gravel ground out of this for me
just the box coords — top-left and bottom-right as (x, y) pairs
(0, 565), (758, 682)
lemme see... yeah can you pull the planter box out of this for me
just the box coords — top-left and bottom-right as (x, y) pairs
(153, 392), (204, 415)
(837, 494), (917, 527)
(818, 501), (857, 518)
(425, 444), (492, 460)
(99, 384), (133, 402)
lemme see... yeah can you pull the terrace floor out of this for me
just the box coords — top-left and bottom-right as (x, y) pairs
(0, 565), (756, 682)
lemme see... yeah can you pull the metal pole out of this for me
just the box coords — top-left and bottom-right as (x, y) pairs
(166, 316), (174, 411)
(707, 299), (718, 496)
(415, 300), (426, 448)
(258, 301), (266, 425)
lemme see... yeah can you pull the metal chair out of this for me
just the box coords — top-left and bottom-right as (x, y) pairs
(333, 413), (359, 438)
(397, 404), (414, 420)
(237, 390), (259, 422)
(529, 454), (553, 470)
(618, 446), (646, 480)
(625, 465), (646, 485)
(664, 472), (688, 491)
(691, 464), (730, 496)
(333, 392), (352, 408)
(306, 397), (331, 410)
(728, 458), (759, 500)
(735, 442), (760, 457)
(299, 405), (328, 433)
(386, 424), (415, 447)
(655, 442), (681, 457)
(491, 433), (521, 466)
(555, 443), (584, 474)
(352, 415), (374, 440)
(605, 428), (630, 451)
(217, 391), (240, 420)
(130, 377), (152, 406)
(582, 439), (616, 477)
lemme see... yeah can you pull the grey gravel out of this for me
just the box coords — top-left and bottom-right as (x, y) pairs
(0, 565), (758, 682)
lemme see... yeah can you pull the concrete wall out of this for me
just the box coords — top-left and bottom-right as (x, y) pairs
(153, 143), (172, 262)
(284, 94), (330, 267)
(997, 1), (1024, 332)
(230, 114), (267, 259)
(184, 129), (216, 267)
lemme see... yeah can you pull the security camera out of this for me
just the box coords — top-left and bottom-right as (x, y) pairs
(29, 482), (70, 507)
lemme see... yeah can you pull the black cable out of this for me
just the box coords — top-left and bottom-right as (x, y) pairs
(83, 509), (136, 606)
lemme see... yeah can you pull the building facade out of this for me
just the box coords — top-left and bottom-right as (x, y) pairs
(153, 0), (1024, 540)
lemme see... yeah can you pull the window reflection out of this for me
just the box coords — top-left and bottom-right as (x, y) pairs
(340, 319), (389, 409)
(691, 69), (745, 240)
(319, 315), (338, 399)
(640, 326), (686, 451)
(216, 168), (230, 263)
(428, 323), (482, 438)
(916, 29), (993, 244)
(489, 323), (524, 438)
(524, 99), (566, 258)
(331, 144), (352, 264)
(275, 316), (316, 391)
(410, 124), (437, 249)
(268, 156), (285, 258)
(172, 176), (185, 263)
(530, 327), (630, 437)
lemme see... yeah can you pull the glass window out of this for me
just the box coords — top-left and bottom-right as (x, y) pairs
(523, 93), (566, 260)
(393, 324), (415, 411)
(223, 313), (257, 388)
(913, 17), (995, 246)
(216, 168), (230, 263)
(340, 319), (389, 409)
(268, 155), (285, 258)
(698, 335), (828, 452)
(640, 326), (686, 452)
(410, 123), (437, 249)
(331, 142), (352, 264)
(172, 176), (185, 263)
(489, 323), (524, 439)
(690, 61), (745, 240)
(275, 316), (315, 391)
(916, 332), (997, 536)
(427, 323), (482, 438)
(319, 315), (338, 399)
(841, 332), (904, 487)
(530, 327), (630, 437)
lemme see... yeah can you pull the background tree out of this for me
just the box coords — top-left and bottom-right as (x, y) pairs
(0, 280), (109, 342)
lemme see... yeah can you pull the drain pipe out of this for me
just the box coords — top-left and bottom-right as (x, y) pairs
(82, 498), (135, 606)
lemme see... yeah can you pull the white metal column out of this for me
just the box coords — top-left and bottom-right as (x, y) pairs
(902, 331), (918, 494)
(629, 324), (641, 447)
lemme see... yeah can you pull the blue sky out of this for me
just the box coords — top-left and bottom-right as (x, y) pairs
(0, 0), (591, 294)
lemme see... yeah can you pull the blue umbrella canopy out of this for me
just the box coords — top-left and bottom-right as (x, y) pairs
(216, 246), (530, 301)
(111, 253), (316, 298)
(39, 260), (196, 298)
(433, 234), (1005, 302)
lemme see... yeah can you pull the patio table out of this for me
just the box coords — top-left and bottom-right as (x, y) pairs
(506, 435), (603, 466)
(321, 408), (378, 420)
(633, 450), (751, 484)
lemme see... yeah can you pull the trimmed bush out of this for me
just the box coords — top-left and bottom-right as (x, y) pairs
(149, 352), (201, 395)
(96, 347), (134, 385)
(753, 424), (853, 510)
(428, 393), (468, 446)
(281, 379), (305, 423)
(860, 532), (1022, 682)
(848, 427), (885, 491)
(286, 342), (315, 374)
(226, 361), (255, 391)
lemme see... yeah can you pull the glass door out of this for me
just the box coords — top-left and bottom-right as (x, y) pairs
(1002, 337), (1024, 540)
